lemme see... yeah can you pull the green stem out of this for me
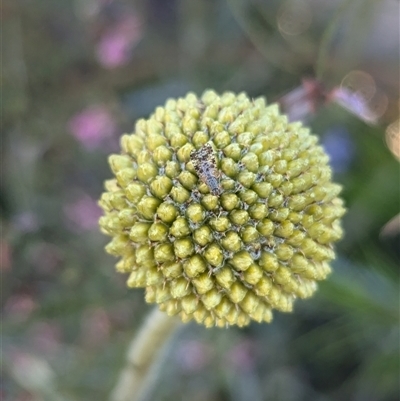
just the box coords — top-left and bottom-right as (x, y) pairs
(226, 0), (297, 74)
(315, 0), (355, 80)
(110, 308), (181, 401)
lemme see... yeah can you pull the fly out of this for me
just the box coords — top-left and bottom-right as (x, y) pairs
(190, 142), (222, 196)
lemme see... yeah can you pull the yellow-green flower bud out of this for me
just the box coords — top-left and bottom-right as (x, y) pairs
(99, 90), (345, 327)
(174, 238), (194, 259)
(137, 197), (161, 220)
(148, 222), (168, 242)
(165, 161), (181, 178)
(156, 202), (178, 224)
(204, 243), (224, 267)
(129, 223), (151, 243)
(186, 203), (205, 224)
(221, 231), (243, 253)
(170, 217), (191, 238)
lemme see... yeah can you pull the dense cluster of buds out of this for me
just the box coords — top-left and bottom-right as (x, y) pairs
(99, 90), (345, 327)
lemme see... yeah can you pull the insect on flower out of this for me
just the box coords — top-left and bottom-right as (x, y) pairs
(100, 90), (346, 328)
(190, 142), (222, 196)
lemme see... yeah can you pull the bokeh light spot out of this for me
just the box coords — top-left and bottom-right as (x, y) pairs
(340, 70), (376, 102)
(385, 119), (400, 160)
(336, 70), (387, 123)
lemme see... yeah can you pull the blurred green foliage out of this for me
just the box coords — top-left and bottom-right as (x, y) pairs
(2, 1), (399, 400)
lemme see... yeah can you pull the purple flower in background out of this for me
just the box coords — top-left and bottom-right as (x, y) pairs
(4, 294), (37, 320)
(322, 126), (355, 174)
(68, 105), (116, 150)
(278, 78), (326, 123)
(64, 194), (102, 232)
(97, 32), (132, 68)
(176, 340), (212, 372)
(29, 322), (62, 355)
(329, 87), (378, 124)
(227, 340), (256, 372)
(12, 211), (39, 234)
(80, 308), (110, 348)
(96, 14), (142, 68)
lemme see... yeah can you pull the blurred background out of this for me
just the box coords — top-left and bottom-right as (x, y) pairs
(2, 0), (399, 400)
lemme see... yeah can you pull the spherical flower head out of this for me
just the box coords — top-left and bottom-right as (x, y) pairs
(99, 91), (345, 328)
